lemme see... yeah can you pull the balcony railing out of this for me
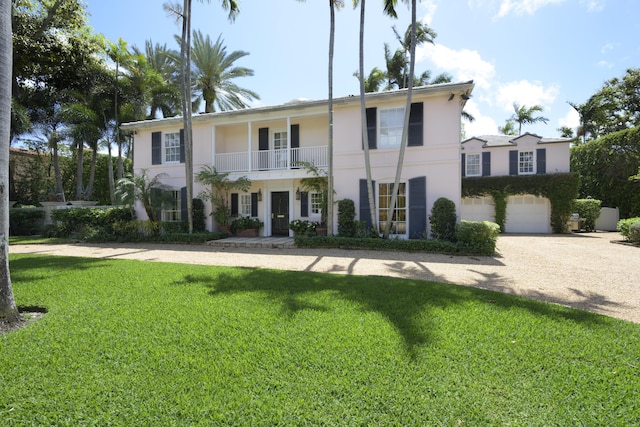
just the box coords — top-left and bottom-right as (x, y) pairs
(214, 145), (328, 173)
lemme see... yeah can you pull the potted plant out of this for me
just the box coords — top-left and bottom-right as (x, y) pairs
(289, 219), (318, 236)
(196, 166), (251, 233)
(231, 216), (263, 237)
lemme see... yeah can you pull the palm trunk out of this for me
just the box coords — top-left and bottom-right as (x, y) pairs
(0, 0), (20, 323)
(107, 140), (115, 205)
(52, 135), (64, 201)
(86, 144), (98, 201)
(326, 0), (335, 235)
(181, 0), (194, 233)
(358, 0), (378, 235)
(384, 0), (416, 238)
(75, 141), (85, 199)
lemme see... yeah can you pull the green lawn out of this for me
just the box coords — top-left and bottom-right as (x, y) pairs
(2, 254), (639, 425)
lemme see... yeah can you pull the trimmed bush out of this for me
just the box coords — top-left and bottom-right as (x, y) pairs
(630, 222), (640, 243)
(617, 217), (640, 241)
(456, 220), (500, 256)
(337, 199), (356, 237)
(573, 198), (602, 231)
(9, 208), (45, 236)
(429, 197), (457, 241)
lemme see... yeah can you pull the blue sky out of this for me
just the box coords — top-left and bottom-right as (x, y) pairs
(87, 0), (640, 138)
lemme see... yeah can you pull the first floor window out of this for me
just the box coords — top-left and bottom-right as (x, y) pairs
(162, 190), (181, 222)
(519, 151), (534, 174)
(378, 182), (406, 235)
(310, 192), (322, 216)
(240, 194), (252, 217)
(164, 132), (180, 163)
(466, 153), (481, 176)
(379, 107), (405, 149)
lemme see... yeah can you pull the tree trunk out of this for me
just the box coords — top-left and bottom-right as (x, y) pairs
(358, 0), (378, 235)
(384, 0), (416, 238)
(86, 144), (98, 201)
(0, 0), (20, 323)
(52, 135), (64, 202)
(75, 141), (85, 199)
(107, 140), (115, 205)
(326, 0), (335, 235)
(181, 0), (194, 233)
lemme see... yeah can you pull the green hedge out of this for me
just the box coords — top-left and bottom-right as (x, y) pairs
(462, 173), (581, 233)
(617, 217), (640, 241)
(9, 208), (45, 236)
(295, 220), (500, 256)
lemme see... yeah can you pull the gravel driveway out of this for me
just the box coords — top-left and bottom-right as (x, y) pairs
(10, 232), (640, 323)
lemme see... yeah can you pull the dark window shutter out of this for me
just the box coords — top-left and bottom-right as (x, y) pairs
(150, 187), (162, 222)
(408, 176), (427, 239)
(461, 153), (466, 177)
(536, 148), (546, 174)
(301, 191), (309, 217)
(259, 127), (269, 151)
(179, 129), (185, 163)
(251, 192), (258, 217)
(364, 107), (377, 150)
(408, 102), (424, 147)
(290, 124), (299, 148)
(230, 193), (239, 216)
(509, 150), (518, 175)
(359, 179), (376, 229)
(180, 187), (187, 221)
(482, 152), (491, 176)
(152, 132), (162, 165)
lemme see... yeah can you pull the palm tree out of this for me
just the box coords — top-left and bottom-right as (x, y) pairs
(186, 31), (259, 113)
(164, 0), (239, 233)
(115, 170), (173, 223)
(143, 41), (180, 119)
(1, 0), (20, 323)
(511, 102), (549, 135)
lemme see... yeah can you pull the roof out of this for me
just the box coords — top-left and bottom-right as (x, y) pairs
(462, 132), (574, 147)
(121, 81), (475, 131)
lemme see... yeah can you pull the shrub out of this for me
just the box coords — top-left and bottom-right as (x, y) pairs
(337, 199), (356, 237)
(574, 198), (602, 231)
(289, 219), (318, 235)
(630, 222), (640, 243)
(9, 208), (44, 236)
(429, 197), (457, 241)
(617, 217), (640, 241)
(161, 221), (188, 234)
(231, 216), (263, 234)
(456, 220), (500, 256)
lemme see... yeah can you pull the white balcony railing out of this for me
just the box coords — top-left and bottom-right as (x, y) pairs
(214, 145), (328, 173)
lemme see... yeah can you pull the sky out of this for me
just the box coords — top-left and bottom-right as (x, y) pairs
(86, 0), (640, 139)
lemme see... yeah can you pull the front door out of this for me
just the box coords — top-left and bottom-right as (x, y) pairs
(271, 191), (290, 236)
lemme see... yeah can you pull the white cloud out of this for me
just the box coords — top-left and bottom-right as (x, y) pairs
(420, 0), (438, 25)
(417, 44), (495, 89)
(496, 0), (564, 18)
(495, 80), (559, 111)
(581, 0), (605, 12)
(600, 42), (616, 54)
(597, 60), (614, 69)
(463, 100), (500, 137)
(558, 106), (580, 129)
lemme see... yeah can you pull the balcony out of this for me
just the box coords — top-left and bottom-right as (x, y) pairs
(214, 145), (328, 173)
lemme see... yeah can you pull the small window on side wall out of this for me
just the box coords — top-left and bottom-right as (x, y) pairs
(466, 153), (481, 176)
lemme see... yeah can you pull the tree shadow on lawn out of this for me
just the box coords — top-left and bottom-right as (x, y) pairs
(177, 267), (610, 358)
(9, 254), (112, 283)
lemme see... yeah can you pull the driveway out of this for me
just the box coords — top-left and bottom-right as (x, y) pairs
(9, 232), (640, 324)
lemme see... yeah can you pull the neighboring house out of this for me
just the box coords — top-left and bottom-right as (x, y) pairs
(121, 82), (474, 237)
(460, 133), (572, 233)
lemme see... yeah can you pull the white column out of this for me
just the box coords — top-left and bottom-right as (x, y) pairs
(248, 121), (253, 172)
(286, 116), (291, 169)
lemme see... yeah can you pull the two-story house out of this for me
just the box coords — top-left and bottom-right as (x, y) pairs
(460, 133), (572, 233)
(121, 81), (474, 237)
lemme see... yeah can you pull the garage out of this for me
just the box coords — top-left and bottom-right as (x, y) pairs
(505, 195), (550, 233)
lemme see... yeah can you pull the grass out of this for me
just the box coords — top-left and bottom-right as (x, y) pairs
(2, 254), (639, 426)
(8, 236), (74, 245)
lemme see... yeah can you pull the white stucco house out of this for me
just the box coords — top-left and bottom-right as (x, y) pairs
(460, 133), (572, 233)
(121, 81), (474, 237)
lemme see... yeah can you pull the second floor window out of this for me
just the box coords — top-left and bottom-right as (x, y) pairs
(164, 132), (181, 163)
(379, 107), (405, 149)
(519, 151), (534, 174)
(466, 153), (481, 176)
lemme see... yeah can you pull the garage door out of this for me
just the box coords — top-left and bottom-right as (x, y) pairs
(461, 196), (495, 222)
(505, 195), (550, 233)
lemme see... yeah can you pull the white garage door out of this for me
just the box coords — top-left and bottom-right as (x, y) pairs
(460, 196), (495, 222)
(505, 195), (550, 233)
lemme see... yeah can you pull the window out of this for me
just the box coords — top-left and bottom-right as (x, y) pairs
(240, 194), (252, 217)
(466, 153), (481, 176)
(519, 151), (534, 174)
(379, 107), (405, 149)
(273, 130), (287, 168)
(164, 132), (181, 163)
(310, 192), (322, 216)
(378, 182), (406, 235)
(162, 190), (181, 222)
